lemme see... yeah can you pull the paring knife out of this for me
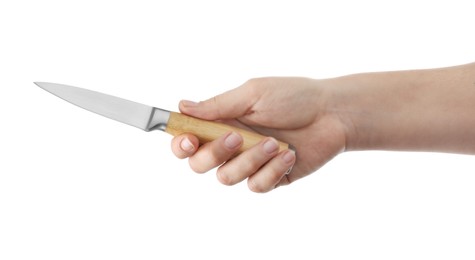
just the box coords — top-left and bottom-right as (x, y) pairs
(35, 82), (291, 154)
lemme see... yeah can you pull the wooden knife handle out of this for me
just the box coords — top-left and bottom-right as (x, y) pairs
(165, 112), (291, 154)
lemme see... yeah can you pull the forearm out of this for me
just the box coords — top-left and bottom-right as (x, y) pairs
(326, 63), (475, 154)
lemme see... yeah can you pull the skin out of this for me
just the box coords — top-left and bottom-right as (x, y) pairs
(171, 62), (475, 193)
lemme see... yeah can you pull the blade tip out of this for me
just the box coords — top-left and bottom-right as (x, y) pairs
(34, 82), (54, 90)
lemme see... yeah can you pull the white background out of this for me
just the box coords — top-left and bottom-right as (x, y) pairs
(1, 0), (475, 259)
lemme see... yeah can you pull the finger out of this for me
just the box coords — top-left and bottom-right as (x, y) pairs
(247, 150), (296, 193)
(188, 132), (243, 173)
(179, 84), (256, 120)
(216, 137), (280, 186)
(171, 134), (200, 159)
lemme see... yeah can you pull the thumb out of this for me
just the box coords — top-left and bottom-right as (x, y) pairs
(179, 86), (255, 121)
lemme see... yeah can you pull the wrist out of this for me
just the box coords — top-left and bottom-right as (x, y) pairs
(322, 71), (416, 152)
(320, 75), (368, 151)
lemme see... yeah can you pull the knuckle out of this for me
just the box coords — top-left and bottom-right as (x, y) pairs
(210, 144), (224, 159)
(188, 159), (207, 174)
(245, 77), (269, 88)
(187, 145), (225, 174)
(237, 159), (259, 176)
(173, 150), (189, 160)
(211, 96), (222, 118)
(175, 153), (188, 160)
(243, 77), (272, 102)
(216, 170), (234, 186)
(269, 167), (285, 183)
(243, 78), (261, 94)
(244, 78), (258, 88)
(248, 179), (268, 193)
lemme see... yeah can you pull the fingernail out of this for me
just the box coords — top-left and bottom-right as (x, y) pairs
(180, 138), (194, 151)
(263, 138), (278, 154)
(181, 100), (198, 107)
(282, 150), (296, 164)
(224, 132), (242, 149)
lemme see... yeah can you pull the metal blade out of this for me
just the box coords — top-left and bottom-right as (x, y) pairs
(35, 82), (168, 131)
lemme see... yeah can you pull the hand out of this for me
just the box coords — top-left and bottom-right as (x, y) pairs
(170, 77), (348, 192)
(171, 63), (475, 193)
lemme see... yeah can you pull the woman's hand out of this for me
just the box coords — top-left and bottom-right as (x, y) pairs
(171, 62), (475, 193)
(170, 77), (348, 193)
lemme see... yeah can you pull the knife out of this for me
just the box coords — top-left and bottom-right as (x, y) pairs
(35, 82), (291, 154)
